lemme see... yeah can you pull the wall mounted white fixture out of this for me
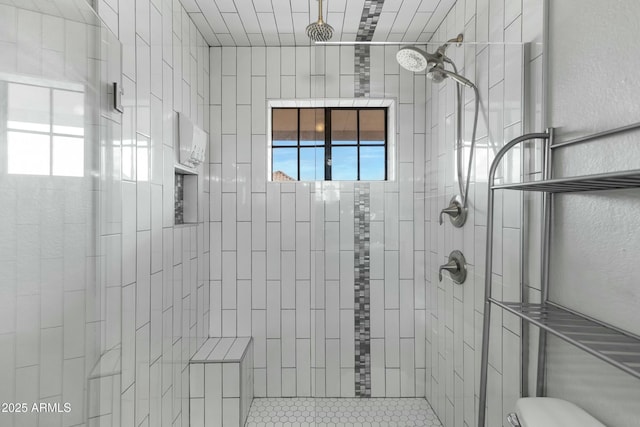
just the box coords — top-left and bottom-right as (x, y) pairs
(178, 112), (207, 169)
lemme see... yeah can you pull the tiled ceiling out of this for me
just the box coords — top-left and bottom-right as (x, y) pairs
(0, 0), (100, 24)
(180, 0), (456, 46)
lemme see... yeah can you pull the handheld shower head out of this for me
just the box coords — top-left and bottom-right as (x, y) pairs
(396, 46), (441, 72)
(396, 34), (474, 89)
(428, 66), (475, 88)
(396, 33), (464, 74)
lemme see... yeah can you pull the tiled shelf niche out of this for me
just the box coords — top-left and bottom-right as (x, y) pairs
(175, 164), (198, 225)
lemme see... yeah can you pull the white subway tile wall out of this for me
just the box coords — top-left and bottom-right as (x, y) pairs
(97, 0), (210, 426)
(0, 0), (218, 427)
(425, 1), (543, 426)
(209, 45), (429, 398)
(0, 1), (136, 426)
(190, 337), (253, 427)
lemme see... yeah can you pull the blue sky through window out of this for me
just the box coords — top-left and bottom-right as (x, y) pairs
(300, 146), (325, 180)
(272, 147), (297, 180)
(273, 140), (385, 181)
(360, 145), (385, 180)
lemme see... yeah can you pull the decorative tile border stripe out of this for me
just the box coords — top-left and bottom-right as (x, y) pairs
(175, 173), (184, 224)
(353, 0), (383, 394)
(354, 0), (385, 97)
(354, 183), (371, 397)
(355, 45), (371, 97)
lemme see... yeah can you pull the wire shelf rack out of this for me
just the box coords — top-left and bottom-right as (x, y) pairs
(492, 300), (640, 380)
(478, 124), (640, 427)
(492, 169), (640, 193)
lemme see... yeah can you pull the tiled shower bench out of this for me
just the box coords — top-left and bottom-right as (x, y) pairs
(189, 337), (253, 427)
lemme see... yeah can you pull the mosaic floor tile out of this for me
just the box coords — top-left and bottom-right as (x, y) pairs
(245, 397), (443, 427)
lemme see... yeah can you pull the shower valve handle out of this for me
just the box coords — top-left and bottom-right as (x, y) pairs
(439, 205), (461, 225)
(438, 260), (460, 282)
(439, 196), (467, 228)
(438, 250), (467, 284)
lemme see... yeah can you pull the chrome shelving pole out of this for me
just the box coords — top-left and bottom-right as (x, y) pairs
(477, 121), (640, 427)
(477, 131), (550, 427)
(535, 127), (553, 396)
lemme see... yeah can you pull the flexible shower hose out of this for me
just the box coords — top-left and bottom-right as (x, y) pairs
(449, 61), (479, 209)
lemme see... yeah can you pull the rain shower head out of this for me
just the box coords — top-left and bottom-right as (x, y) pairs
(306, 0), (334, 42)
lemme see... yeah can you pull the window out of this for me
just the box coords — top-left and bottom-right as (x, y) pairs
(5, 81), (85, 177)
(271, 107), (387, 181)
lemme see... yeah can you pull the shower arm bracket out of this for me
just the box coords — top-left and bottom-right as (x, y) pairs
(439, 195), (467, 228)
(436, 33), (464, 56)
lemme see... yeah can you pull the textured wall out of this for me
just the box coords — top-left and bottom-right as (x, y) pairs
(545, 1), (640, 425)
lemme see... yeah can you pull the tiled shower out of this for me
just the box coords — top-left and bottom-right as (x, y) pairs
(0, 0), (538, 424)
(206, 2), (540, 424)
(209, 43), (431, 399)
(2, 0), (639, 426)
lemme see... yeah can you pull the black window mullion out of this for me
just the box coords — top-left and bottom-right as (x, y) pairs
(357, 109), (361, 181)
(384, 107), (388, 180)
(271, 110), (275, 179)
(297, 108), (301, 180)
(325, 107), (331, 180)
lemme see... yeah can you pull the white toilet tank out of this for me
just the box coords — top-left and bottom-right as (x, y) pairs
(507, 398), (606, 427)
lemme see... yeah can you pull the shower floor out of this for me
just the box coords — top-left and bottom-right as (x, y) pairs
(245, 397), (442, 427)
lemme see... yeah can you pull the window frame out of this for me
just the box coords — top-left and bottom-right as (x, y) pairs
(271, 106), (388, 181)
(2, 79), (85, 177)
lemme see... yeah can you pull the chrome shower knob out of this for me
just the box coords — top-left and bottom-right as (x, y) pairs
(438, 250), (467, 284)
